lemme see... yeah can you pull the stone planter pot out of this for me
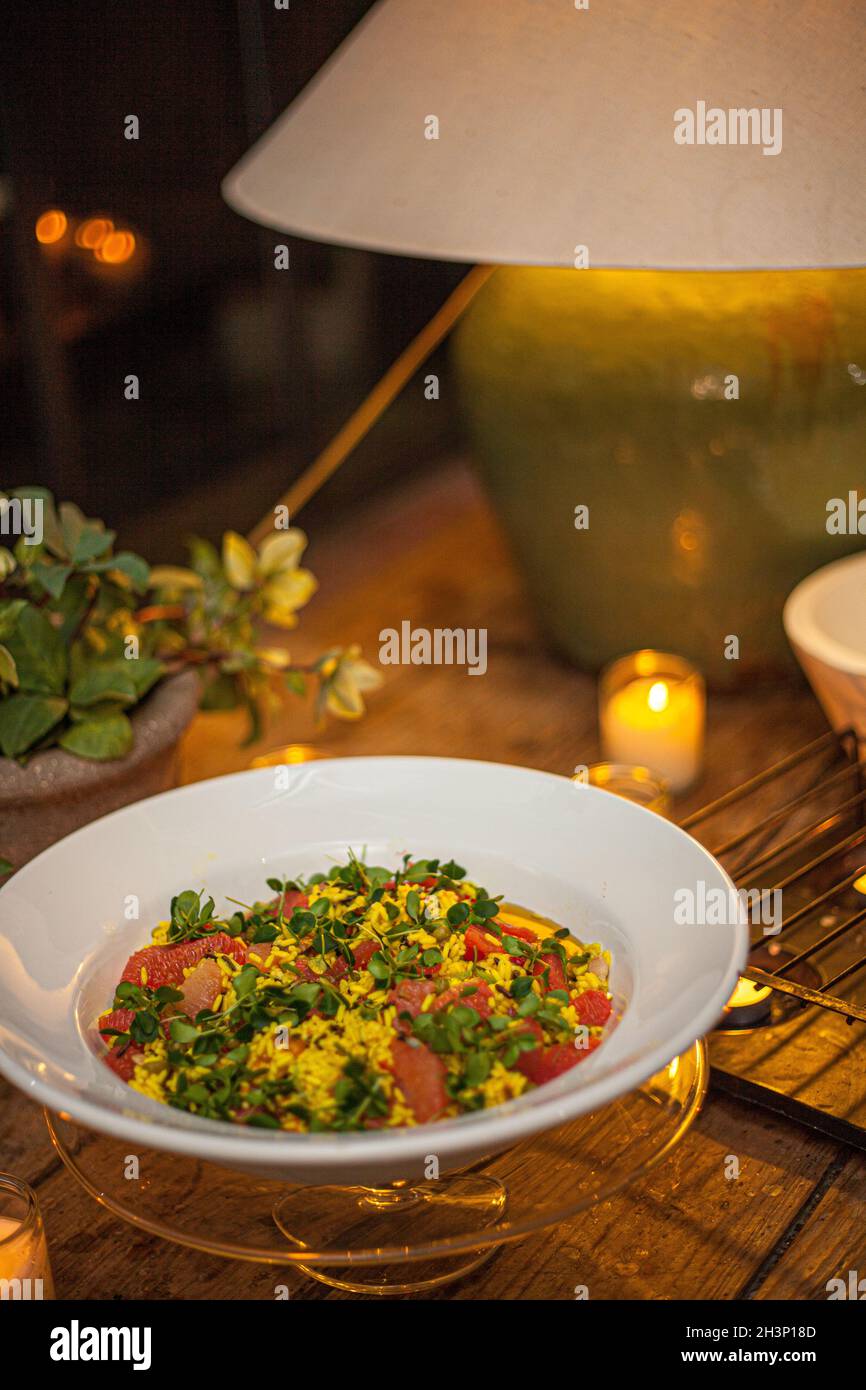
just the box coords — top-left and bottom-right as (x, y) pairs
(0, 671), (200, 871)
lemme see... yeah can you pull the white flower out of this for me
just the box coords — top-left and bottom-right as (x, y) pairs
(221, 529), (318, 628)
(320, 646), (382, 720)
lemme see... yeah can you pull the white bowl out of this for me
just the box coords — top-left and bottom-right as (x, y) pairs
(0, 756), (745, 1186)
(783, 551), (866, 744)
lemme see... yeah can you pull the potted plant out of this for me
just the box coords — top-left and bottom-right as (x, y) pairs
(0, 487), (380, 869)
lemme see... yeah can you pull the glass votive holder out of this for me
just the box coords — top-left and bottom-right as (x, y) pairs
(598, 650), (705, 794)
(0, 1173), (54, 1300)
(577, 762), (672, 817)
(249, 742), (330, 769)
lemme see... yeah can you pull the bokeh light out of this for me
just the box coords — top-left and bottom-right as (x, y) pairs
(35, 209), (68, 244)
(95, 230), (136, 264)
(75, 217), (113, 250)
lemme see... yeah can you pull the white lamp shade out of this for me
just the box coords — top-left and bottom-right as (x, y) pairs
(223, 0), (865, 270)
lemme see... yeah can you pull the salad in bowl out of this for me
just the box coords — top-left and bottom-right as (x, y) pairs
(96, 855), (615, 1131)
(0, 756), (745, 1186)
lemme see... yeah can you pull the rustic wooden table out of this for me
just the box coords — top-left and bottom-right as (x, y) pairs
(4, 461), (864, 1300)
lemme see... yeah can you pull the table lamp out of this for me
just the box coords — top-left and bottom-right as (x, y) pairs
(223, 0), (866, 684)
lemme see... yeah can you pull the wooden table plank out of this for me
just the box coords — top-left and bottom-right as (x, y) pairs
(177, 459), (826, 804)
(2, 457), (860, 1300)
(307, 1094), (842, 1303)
(754, 1149), (866, 1300)
(2, 1080), (851, 1301)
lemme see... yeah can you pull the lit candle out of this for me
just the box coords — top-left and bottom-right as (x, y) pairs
(0, 1175), (54, 1300)
(599, 651), (705, 794)
(724, 977), (773, 1027)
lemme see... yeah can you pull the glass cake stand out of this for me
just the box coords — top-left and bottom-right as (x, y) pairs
(46, 1040), (706, 1294)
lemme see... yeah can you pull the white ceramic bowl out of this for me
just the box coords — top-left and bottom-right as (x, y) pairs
(784, 551), (866, 744)
(0, 757), (745, 1186)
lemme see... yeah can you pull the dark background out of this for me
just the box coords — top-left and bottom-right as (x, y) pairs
(0, 0), (467, 557)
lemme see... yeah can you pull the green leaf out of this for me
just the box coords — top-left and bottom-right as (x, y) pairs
(59, 502), (115, 564)
(290, 982), (323, 1008)
(0, 644), (18, 688)
(130, 1011), (159, 1043)
(125, 657), (164, 699)
(200, 672), (239, 711)
(0, 693), (67, 757)
(3, 604), (67, 694)
(173, 889), (199, 920)
(58, 712), (133, 761)
(451, 1004), (479, 1029)
(30, 560), (72, 600)
(0, 858), (12, 877)
(368, 952), (391, 980)
(51, 574), (92, 646)
(84, 550), (149, 592)
(366, 866), (392, 889)
(284, 671), (307, 697)
(69, 663), (138, 708)
(114, 980), (143, 1004)
(511, 976), (535, 1000)
(12, 535), (42, 569)
(185, 535), (222, 578)
(113, 551), (150, 590)
(439, 860), (467, 880)
(0, 601), (26, 641)
(251, 921), (278, 944)
(69, 699), (128, 722)
(154, 986), (184, 1005)
(76, 527), (115, 564)
(233, 965), (259, 999)
(464, 1051), (491, 1087)
(169, 1019), (199, 1045)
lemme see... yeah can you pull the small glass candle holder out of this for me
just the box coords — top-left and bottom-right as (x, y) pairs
(248, 742), (330, 770)
(0, 1174), (54, 1300)
(578, 762), (672, 817)
(599, 650), (705, 795)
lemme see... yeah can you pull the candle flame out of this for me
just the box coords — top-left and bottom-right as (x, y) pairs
(727, 977), (772, 1009)
(647, 680), (669, 713)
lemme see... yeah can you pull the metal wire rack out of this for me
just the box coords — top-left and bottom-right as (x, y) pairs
(683, 728), (866, 1146)
(683, 728), (866, 1024)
